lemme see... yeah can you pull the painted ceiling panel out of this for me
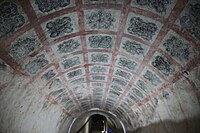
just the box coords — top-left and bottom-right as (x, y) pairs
(0, 0), (200, 132)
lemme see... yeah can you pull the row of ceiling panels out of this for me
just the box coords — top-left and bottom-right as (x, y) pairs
(0, 0), (200, 130)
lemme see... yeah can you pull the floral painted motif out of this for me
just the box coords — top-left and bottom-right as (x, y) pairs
(110, 84), (123, 92)
(118, 57), (138, 72)
(91, 53), (109, 63)
(179, 3), (200, 40)
(109, 90), (121, 97)
(8, 35), (40, 61)
(88, 35), (113, 49)
(152, 55), (175, 76)
(35, 0), (70, 13)
(57, 39), (80, 54)
(0, 2), (25, 39)
(90, 66), (107, 74)
(59, 94), (71, 104)
(67, 69), (83, 79)
(127, 93), (139, 103)
(127, 17), (158, 41)
(143, 70), (162, 86)
(86, 9), (116, 30)
(51, 88), (64, 98)
(41, 69), (56, 80)
(91, 87), (103, 93)
(25, 54), (49, 74)
(122, 40), (144, 56)
(115, 69), (132, 80)
(131, 87), (144, 99)
(48, 78), (63, 90)
(124, 98), (135, 106)
(61, 56), (81, 70)
(91, 75), (106, 81)
(135, 0), (171, 13)
(162, 35), (194, 63)
(70, 77), (85, 84)
(46, 17), (73, 38)
(136, 80), (149, 93)
(91, 82), (105, 87)
(112, 78), (128, 87)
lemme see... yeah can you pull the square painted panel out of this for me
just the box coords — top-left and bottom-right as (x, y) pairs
(0, 0), (28, 40)
(42, 77), (64, 94)
(91, 87), (104, 93)
(131, 0), (177, 18)
(30, 0), (75, 17)
(175, 0), (200, 41)
(83, 0), (123, 4)
(40, 66), (58, 81)
(105, 102), (114, 107)
(68, 77), (86, 85)
(50, 88), (65, 99)
(93, 98), (102, 102)
(109, 90), (122, 97)
(126, 92), (139, 103)
(109, 88), (122, 97)
(51, 36), (82, 57)
(89, 65), (110, 74)
(59, 54), (84, 71)
(125, 13), (163, 43)
(93, 95), (103, 100)
(106, 98), (116, 104)
(7, 29), (41, 62)
(93, 97), (103, 102)
(120, 37), (150, 60)
(59, 97), (74, 106)
(109, 84), (124, 93)
(135, 79), (152, 94)
(41, 12), (79, 42)
(129, 86), (145, 99)
(111, 77), (128, 87)
(56, 92), (71, 104)
(123, 97), (135, 106)
(64, 67), (86, 80)
(115, 55), (139, 73)
(90, 75), (107, 81)
(149, 51), (178, 77)
(84, 8), (121, 31)
(93, 94), (103, 98)
(24, 52), (50, 75)
(74, 92), (87, 97)
(71, 83), (87, 93)
(90, 82), (106, 88)
(141, 67), (163, 87)
(113, 68), (133, 80)
(159, 30), (197, 66)
(88, 52), (112, 64)
(86, 34), (115, 50)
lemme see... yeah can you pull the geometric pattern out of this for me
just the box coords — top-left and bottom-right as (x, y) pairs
(0, 0), (200, 132)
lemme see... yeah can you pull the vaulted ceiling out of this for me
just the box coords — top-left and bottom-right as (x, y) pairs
(0, 0), (200, 132)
